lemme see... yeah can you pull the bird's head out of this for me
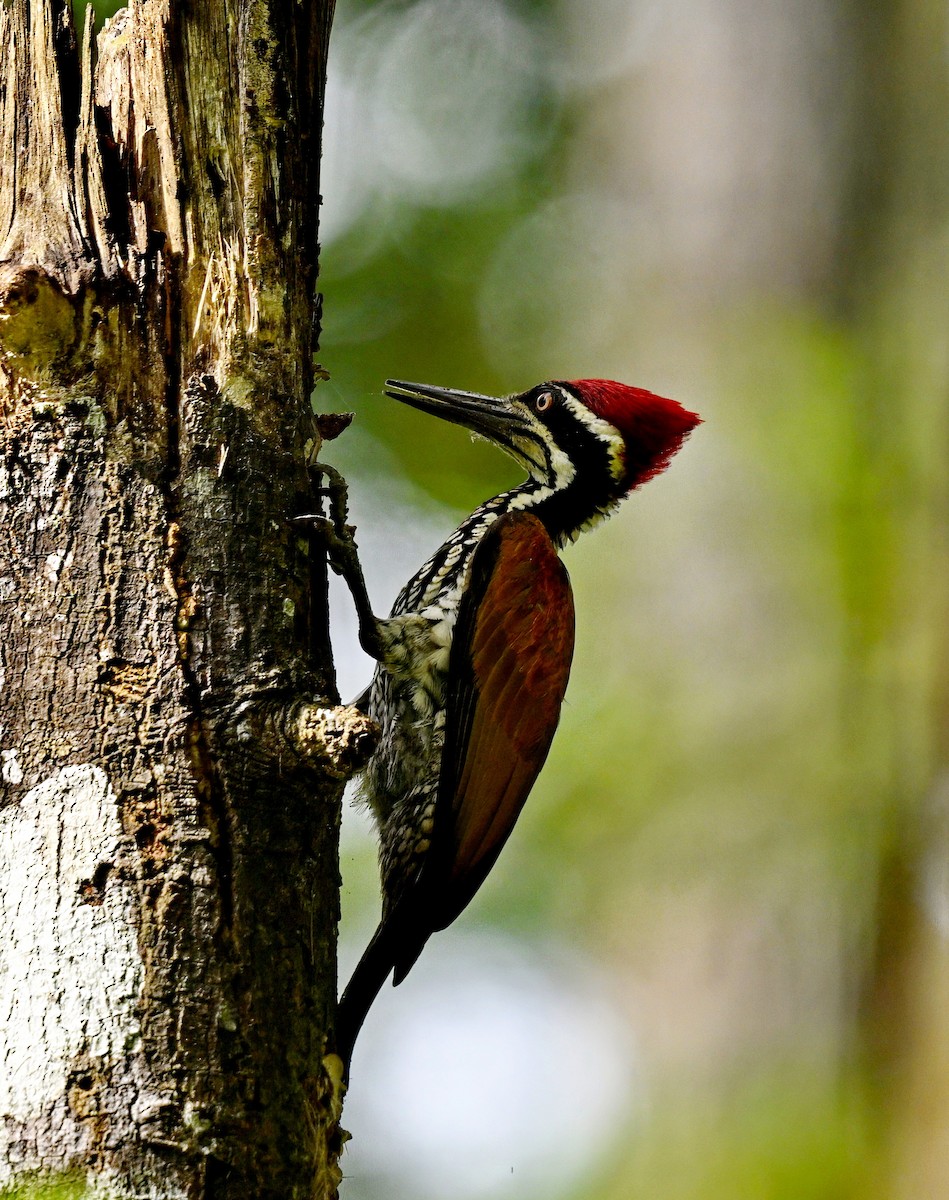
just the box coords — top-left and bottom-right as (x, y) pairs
(385, 377), (700, 538)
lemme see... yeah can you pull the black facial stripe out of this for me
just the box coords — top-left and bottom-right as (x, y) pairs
(527, 401), (619, 539)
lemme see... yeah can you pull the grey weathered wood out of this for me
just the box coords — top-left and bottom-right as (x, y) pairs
(0, 1), (371, 1195)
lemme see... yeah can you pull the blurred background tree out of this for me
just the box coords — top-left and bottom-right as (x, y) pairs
(84, 0), (949, 1195)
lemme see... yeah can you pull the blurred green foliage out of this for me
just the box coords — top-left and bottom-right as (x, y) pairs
(323, 0), (949, 1197)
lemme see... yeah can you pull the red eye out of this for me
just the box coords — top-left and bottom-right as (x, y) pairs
(535, 392), (554, 413)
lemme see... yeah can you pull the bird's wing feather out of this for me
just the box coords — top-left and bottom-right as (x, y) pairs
(429, 510), (575, 931)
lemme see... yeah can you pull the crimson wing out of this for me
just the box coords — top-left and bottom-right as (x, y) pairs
(414, 511), (574, 957)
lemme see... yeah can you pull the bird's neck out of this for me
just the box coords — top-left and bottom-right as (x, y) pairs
(397, 476), (613, 616)
(473, 477), (617, 548)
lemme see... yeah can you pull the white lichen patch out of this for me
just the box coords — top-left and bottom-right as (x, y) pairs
(0, 749), (23, 785)
(43, 550), (72, 585)
(0, 765), (142, 1170)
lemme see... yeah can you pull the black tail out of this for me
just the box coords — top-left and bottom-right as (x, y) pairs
(335, 910), (432, 1074)
(335, 921), (399, 1073)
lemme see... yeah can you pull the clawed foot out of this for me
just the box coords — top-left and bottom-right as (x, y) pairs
(296, 464), (385, 661)
(300, 514), (363, 583)
(297, 460), (349, 539)
(296, 461), (362, 583)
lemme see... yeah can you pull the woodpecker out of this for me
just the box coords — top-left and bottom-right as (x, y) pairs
(326, 377), (700, 1068)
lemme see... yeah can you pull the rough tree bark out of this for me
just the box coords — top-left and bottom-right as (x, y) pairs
(0, 2), (373, 1196)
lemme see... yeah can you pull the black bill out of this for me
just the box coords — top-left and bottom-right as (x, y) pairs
(384, 380), (530, 444)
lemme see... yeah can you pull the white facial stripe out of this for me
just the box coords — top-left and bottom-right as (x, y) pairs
(547, 439), (576, 490)
(557, 388), (626, 483)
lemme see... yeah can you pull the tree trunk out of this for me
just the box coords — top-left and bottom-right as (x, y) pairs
(0, 2), (371, 1195)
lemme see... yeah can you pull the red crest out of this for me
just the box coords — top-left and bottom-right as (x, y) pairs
(568, 379), (701, 490)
